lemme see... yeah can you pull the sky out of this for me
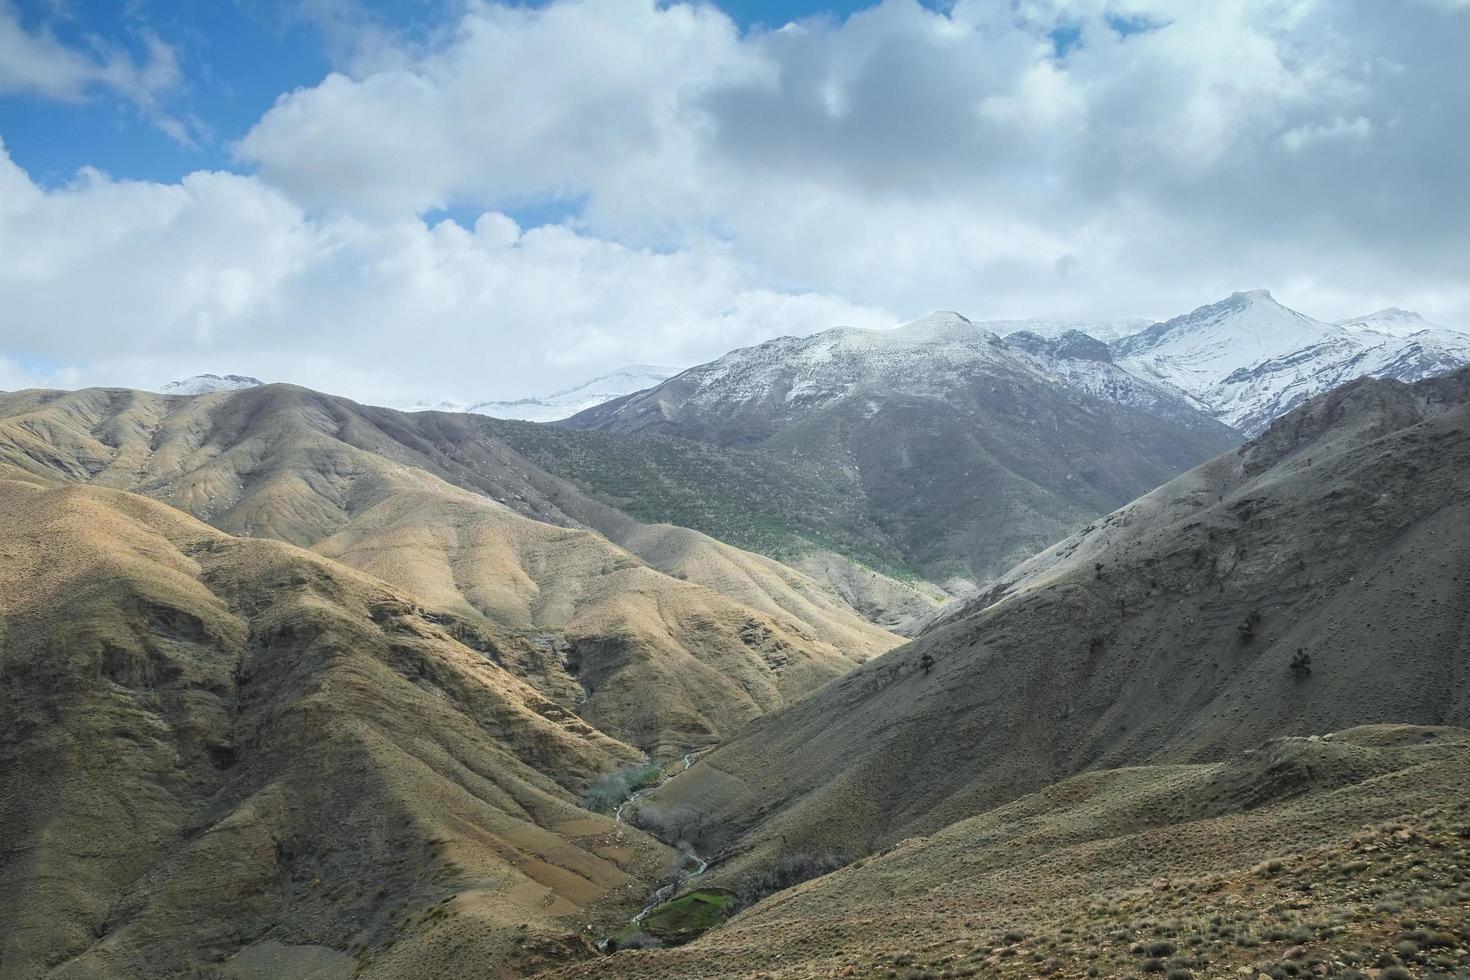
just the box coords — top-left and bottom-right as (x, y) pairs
(0, 0), (1467, 405)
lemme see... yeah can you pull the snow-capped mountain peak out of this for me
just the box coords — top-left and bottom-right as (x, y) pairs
(563, 311), (1229, 442)
(1110, 291), (1470, 433)
(1113, 289), (1324, 366)
(158, 374), (264, 395)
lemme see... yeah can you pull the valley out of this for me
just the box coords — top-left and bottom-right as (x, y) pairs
(6, 4), (1468, 976)
(1, 307), (1467, 980)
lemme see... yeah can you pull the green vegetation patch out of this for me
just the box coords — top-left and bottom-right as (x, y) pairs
(640, 890), (737, 942)
(480, 418), (917, 576)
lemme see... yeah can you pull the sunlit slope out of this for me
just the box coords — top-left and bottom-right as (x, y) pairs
(312, 487), (891, 754)
(0, 471), (669, 979)
(0, 385), (902, 751)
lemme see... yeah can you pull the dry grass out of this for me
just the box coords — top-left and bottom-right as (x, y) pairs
(0, 475), (669, 978)
(550, 727), (1470, 979)
(0, 385), (903, 754)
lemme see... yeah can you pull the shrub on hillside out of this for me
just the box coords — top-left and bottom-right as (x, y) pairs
(582, 763), (662, 813)
(735, 852), (852, 908)
(632, 803), (710, 848)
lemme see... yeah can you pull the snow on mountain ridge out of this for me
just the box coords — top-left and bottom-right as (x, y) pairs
(629, 293), (1470, 439)
(1112, 292), (1470, 433)
(399, 364), (677, 422)
(657, 310), (1020, 412)
(157, 374), (263, 395)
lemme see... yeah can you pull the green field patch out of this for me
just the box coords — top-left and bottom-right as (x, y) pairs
(640, 890), (737, 943)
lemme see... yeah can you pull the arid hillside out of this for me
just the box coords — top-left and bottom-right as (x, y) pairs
(0, 385), (904, 752)
(0, 468), (671, 979)
(311, 486), (890, 755)
(556, 726), (1470, 979)
(647, 367), (1470, 879)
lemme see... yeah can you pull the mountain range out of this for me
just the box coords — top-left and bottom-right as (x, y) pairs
(3, 291), (1470, 978)
(0, 384), (909, 754)
(650, 363), (1470, 870)
(604, 364), (1470, 976)
(159, 291), (1470, 444)
(564, 310), (1238, 582)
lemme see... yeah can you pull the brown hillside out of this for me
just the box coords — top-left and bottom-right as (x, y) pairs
(558, 726), (1470, 979)
(0, 385), (901, 751)
(312, 488), (886, 755)
(0, 471), (669, 979)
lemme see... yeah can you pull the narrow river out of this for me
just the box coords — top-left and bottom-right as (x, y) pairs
(600, 752), (711, 950)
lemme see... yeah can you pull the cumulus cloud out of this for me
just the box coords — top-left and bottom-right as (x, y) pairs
(236, 0), (757, 217)
(229, 0), (1470, 328)
(0, 138), (891, 403)
(3, 0), (1469, 403)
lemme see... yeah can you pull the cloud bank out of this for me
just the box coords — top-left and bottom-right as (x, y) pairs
(1, 0), (1467, 403)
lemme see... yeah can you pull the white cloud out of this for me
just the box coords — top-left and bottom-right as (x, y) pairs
(229, 1), (1470, 326)
(0, 2), (188, 140)
(0, 3), (180, 101)
(236, 0), (758, 217)
(0, 138), (891, 403)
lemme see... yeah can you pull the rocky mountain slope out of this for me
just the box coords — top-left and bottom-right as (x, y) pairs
(0, 469), (671, 979)
(1004, 328), (1214, 425)
(564, 312), (1239, 582)
(0, 384), (903, 753)
(645, 365), (1470, 883)
(1113, 290), (1470, 433)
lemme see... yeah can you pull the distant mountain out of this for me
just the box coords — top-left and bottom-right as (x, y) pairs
(1112, 290), (1470, 433)
(1335, 306), (1444, 337)
(564, 312), (1239, 582)
(980, 315), (1153, 342)
(1004, 327), (1215, 425)
(402, 365), (677, 422)
(157, 372), (263, 395)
